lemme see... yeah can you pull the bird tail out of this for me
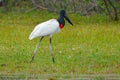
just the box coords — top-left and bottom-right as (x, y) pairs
(29, 31), (39, 40)
(29, 33), (34, 40)
(29, 35), (33, 40)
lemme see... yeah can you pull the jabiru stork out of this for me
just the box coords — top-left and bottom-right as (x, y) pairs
(29, 10), (73, 63)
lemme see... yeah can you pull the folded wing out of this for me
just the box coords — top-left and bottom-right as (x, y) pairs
(29, 19), (60, 40)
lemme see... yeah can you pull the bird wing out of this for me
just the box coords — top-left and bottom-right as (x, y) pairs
(29, 19), (60, 40)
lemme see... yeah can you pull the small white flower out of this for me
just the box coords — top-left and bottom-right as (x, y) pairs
(59, 51), (62, 54)
(72, 48), (75, 51)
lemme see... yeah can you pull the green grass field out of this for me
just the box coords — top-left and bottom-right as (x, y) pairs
(0, 10), (120, 79)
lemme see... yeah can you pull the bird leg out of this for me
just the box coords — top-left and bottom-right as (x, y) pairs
(29, 36), (44, 63)
(50, 36), (55, 63)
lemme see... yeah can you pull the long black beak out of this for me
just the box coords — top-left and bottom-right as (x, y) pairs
(64, 14), (73, 25)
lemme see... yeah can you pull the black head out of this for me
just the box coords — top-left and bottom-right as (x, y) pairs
(59, 10), (73, 25)
(59, 10), (66, 16)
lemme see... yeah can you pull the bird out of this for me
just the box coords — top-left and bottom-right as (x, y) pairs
(29, 10), (73, 63)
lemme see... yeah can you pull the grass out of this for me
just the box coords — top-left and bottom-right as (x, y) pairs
(0, 10), (120, 79)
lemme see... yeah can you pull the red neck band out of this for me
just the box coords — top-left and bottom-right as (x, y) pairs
(59, 24), (64, 29)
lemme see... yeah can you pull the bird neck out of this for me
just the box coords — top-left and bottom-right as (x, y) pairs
(57, 16), (65, 29)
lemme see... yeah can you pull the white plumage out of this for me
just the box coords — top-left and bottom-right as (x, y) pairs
(29, 10), (73, 63)
(29, 19), (60, 40)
